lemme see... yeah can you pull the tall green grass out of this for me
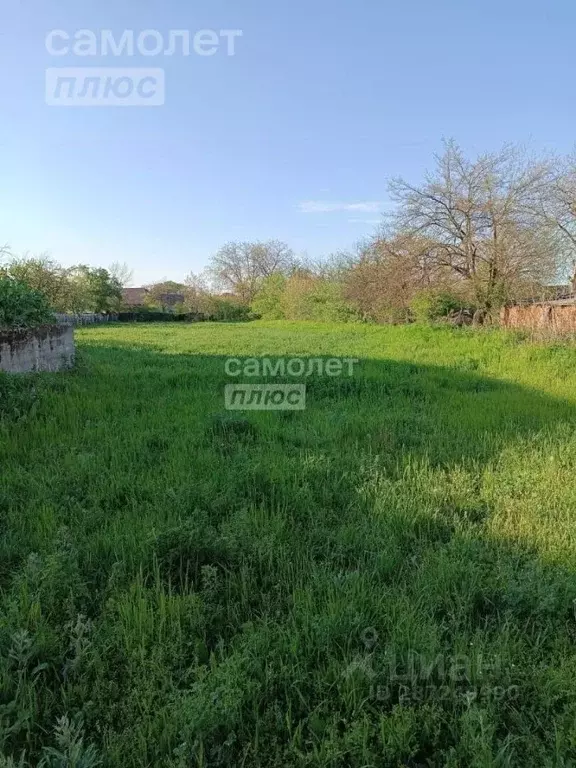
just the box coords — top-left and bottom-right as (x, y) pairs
(1, 321), (576, 766)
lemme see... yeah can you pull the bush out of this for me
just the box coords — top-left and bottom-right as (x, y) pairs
(410, 289), (472, 323)
(0, 278), (54, 328)
(281, 276), (359, 322)
(206, 297), (252, 322)
(251, 275), (287, 320)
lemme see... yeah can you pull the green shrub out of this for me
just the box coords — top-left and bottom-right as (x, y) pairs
(0, 278), (54, 328)
(208, 297), (252, 322)
(281, 277), (359, 322)
(251, 275), (287, 320)
(410, 289), (471, 323)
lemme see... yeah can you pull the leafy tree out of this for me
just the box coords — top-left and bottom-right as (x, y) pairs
(144, 281), (186, 312)
(68, 266), (122, 313)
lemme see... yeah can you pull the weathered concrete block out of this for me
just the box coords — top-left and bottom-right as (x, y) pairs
(0, 325), (75, 373)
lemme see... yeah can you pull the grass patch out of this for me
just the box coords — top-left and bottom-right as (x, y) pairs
(1, 321), (576, 766)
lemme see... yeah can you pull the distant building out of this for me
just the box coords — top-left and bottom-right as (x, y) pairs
(121, 286), (185, 312)
(122, 287), (149, 307)
(158, 292), (185, 308)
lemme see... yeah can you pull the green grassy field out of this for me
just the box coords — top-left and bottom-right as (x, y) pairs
(2, 321), (576, 767)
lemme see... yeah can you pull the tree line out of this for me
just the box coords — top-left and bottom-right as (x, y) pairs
(0, 256), (126, 314)
(192, 141), (576, 323)
(3, 140), (576, 324)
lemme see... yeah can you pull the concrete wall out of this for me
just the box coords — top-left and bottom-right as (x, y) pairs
(0, 325), (75, 373)
(500, 304), (576, 334)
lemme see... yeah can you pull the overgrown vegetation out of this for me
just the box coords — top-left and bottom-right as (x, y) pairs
(1, 320), (576, 765)
(0, 278), (54, 328)
(0, 258), (123, 315)
(409, 290), (475, 324)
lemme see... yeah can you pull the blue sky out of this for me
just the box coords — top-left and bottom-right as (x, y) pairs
(0, 0), (574, 285)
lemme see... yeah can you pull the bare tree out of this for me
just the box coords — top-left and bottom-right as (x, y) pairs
(389, 140), (560, 309)
(109, 261), (134, 288)
(209, 240), (296, 303)
(183, 271), (215, 314)
(301, 250), (356, 280)
(344, 234), (447, 321)
(536, 154), (576, 291)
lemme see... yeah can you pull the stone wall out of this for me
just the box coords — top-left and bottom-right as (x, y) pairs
(0, 325), (75, 373)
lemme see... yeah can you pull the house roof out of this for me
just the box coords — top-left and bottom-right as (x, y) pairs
(122, 287), (149, 305)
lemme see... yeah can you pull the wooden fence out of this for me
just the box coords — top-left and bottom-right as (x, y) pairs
(54, 313), (118, 326)
(500, 303), (576, 334)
